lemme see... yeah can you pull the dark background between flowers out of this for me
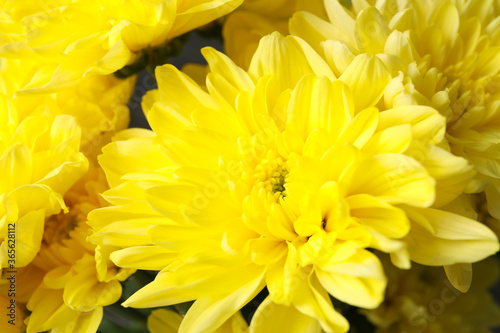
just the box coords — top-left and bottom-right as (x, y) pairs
(106, 29), (500, 333)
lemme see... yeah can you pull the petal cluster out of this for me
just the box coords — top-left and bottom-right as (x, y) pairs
(90, 32), (499, 332)
(0, 0), (242, 92)
(1, 1), (500, 332)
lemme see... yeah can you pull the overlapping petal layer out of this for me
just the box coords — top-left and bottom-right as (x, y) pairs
(0, 0), (242, 93)
(90, 32), (499, 332)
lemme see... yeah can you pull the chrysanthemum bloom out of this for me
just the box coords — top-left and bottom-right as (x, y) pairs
(89, 32), (498, 332)
(0, 95), (88, 269)
(364, 257), (500, 333)
(0, 0), (242, 93)
(148, 309), (248, 333)
(11, 165), (134, 333)
(0, 58), (136, 161)
(289, 0), (500, 224)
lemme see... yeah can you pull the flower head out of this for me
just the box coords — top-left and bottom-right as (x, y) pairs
(90, 32), (499, 332)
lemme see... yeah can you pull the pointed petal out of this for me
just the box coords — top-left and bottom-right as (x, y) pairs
(339, 54), (391, 112)
(355, 7), (391, 54)
(249, 297), (322, 333)
(405, 207), (500, 266)
(179, 268), (265, 333)
(444, 263), (472, 293)
(316, 249), (387, 309)
(248, 32), (335, 92)
(148, 309), (182, 333)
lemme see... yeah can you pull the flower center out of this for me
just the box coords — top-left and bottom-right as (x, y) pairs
(43, 212), (80, 245)
(254, 151), (289, 201)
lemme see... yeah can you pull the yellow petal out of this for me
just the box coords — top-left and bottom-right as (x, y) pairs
(348, 153), (435, 207)
(110, 246), (176, 270)
(170, 0), (243, 38)
(378, 105), (446, 144)
(248, 32), (335, 92)
(71, 308), (103, 333)
(444, 263), (472, 293)
(293, 268), (349, 332)
(339, 54), (391, 112)
(287, 75), (352, 140)
(384, 30), (415, 65)
(429, 0), (460, 42)
(202, 47), (255, 95)
(0, 143), (32, 193)
(405, 206), (500, 266)
(354, 7), (391, 54)
(249, 297), (322, 333)
(388, 8), (415, 31)
(363, 123), (412, 154)
(178, 269), (265, 333)
(324, 0), (356, 45)
(338, 106), (379, 149)
(148, 309), (182, 333)
(121, 23), (158, 52)
(123, 271), (197, 308)
(289, 11), (348, 54)
(316, 249), (387, 309)
(99, 137), (170, 188)
(347, 193), (410, 238)
(63, 255), (122, 311)
(1, 209), (44, 268)
(321, 39), (358, 77)
(215, 312), (248, 333)
(86, 40), (133, 76)
(422, 145), (475, 207)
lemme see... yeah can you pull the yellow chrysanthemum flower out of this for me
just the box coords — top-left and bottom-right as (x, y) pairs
(0, 0), (242, 93)
(11, 165), (134, 333)
(0, 95), (88, 269)
(89, 33), (498, 333)
(289, 0), (500, 215)
(148, 309), (248, 333)
(365, 257), (500, 333)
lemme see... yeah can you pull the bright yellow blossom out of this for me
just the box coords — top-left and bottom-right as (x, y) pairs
(0, 0), (242, 93)
(89, 33), (498, 333)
